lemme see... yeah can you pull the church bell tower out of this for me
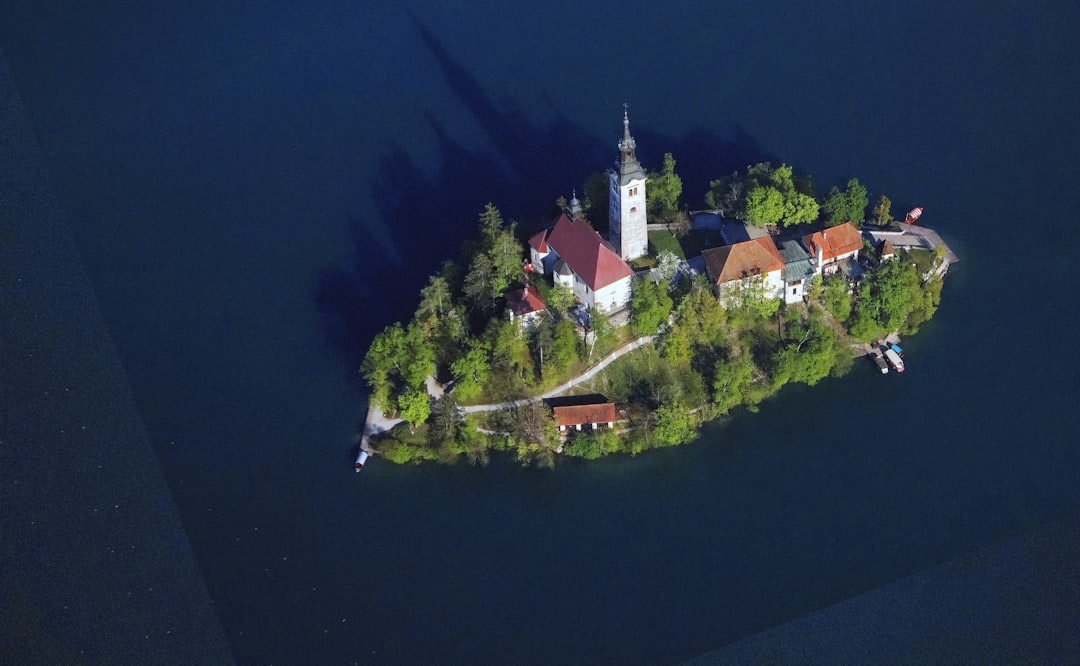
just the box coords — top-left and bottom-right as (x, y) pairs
(608, 106), (648, 261)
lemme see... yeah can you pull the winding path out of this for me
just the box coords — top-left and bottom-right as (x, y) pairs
(359, 334), (653, 451)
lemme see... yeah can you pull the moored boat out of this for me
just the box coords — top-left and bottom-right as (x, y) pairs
(884, 348), (905, 372)
(872, 354), (889, 374)
(354, 450), (370, 471)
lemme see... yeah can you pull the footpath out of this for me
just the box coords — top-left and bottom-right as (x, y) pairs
(358, 335), (653, 454)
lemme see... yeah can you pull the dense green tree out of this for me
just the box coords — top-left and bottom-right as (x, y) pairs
(646, 152), (683, 223)
(712, 353), (755, 413)
(822, 178), (868, 227)
(359, 320), (436, 415)
(463, 253), (499, 312)
(823, 275), (852, 322)
(450, 339), (491, 402)
(743, 185), (785, 227)
(771, 312), (843, 387)
(783, 191), (820, 225)
(651, 404), (696, 447)
(486, 318), (534, 388)
(630, 278), (673, 335)
(398, 389), (431, 432)
(427, 394), (462, 449)
(545, 284), (576, 313)
(848, 258), (923, 341)
(487, 224), (523, 291)
(549, 319), (581, 376)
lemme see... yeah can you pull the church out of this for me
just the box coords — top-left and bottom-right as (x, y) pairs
(528, 109), (647, 316)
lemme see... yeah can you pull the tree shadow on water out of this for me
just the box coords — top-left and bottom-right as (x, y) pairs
(315, 16), (776, 382)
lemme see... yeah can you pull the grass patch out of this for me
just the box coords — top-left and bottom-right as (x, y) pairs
(649, 229), (725, 260)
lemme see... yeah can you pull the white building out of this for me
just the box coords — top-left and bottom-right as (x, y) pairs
(608, 109), (648, 262)
(528, 212), (633, 314)
(701, 236), (786, 307)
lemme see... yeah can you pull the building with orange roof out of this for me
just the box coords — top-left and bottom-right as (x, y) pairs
(701, 236), (786, 307)
(553, 402), (617, 432)
(801, 221), (863, 276)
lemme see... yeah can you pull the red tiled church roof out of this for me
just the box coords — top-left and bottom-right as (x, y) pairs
(702, 236), (784, 285)
(553, 403), (617, 428)
(528, 229), (548, 253)
(801, 222), (862, 262)
(545, 213), (632, 290)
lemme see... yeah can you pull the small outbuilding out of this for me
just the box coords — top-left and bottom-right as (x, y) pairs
(553, 402), (617, 432)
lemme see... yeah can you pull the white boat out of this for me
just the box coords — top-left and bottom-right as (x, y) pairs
(354, 450), (370, 471)
(884, 348), (905, 373)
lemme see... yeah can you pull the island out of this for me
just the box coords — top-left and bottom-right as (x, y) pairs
(356, 110), (956, 467)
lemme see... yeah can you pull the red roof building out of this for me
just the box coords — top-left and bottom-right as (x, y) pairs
(553, 402), (617, 431)
(801, 222), (863, 272)
(530, 212), (634, 314)
(505, 285), (547, 325)
(702, 236), (784, 285)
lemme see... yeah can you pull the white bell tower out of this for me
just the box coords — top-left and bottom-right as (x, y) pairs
(608, 106), (647, 261)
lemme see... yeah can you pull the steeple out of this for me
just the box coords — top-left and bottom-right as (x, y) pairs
(607, 105), (648, 262)
(615, 105), (646, 185)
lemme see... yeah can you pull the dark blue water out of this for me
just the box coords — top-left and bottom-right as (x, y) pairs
(3, 1), (1079, 662)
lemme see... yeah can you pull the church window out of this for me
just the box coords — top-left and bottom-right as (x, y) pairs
(630, 207), (637, 213)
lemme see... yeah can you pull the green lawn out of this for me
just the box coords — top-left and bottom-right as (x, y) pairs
(649, 229), (724, 260)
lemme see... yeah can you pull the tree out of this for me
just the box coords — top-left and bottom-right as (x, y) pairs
(585, 308), (614, 360)
(427, 394), (462, 449)
(401, 323), (436, 389)
(720, 274), (781, 319)
(783, 191), (820, 225)
(549, 319), (581, 376)
(486, 318), (534, 388)
(771, 312), (842, 387)
(487, 224), (522, 291)
(417, 274), (452, 321)
(477, 202), (504, 248)
(743, 185), (785, 227)
(652, 404), (695, 447)
(463, 253), (499, 312)
(630, 277), (673, 335)
(398, 389), (431, 432)
(823, 275), (852, 322)
(712, 353), (755, 413)
(654, 250), (682, 284)
(871, 194), (892, 225)
(822, 178), (868, 227)
(545, 284), (576, 313)
(847, 258), (922, 341)
(646, 152), (683, 223)
(450, 339), (491, 402)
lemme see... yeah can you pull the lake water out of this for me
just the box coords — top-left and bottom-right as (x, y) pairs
(3, 1), (1079, 663)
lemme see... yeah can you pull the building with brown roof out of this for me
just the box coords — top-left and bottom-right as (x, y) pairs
(801, 221), (863, 276)
(702, 236), (785, 307)
(529, 212), (633, 314)
(553, 402), (617, 432)
(505, 285), (547, 327)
